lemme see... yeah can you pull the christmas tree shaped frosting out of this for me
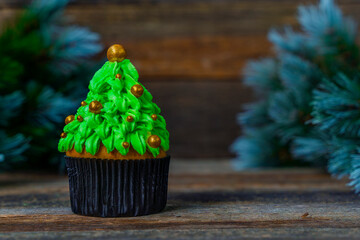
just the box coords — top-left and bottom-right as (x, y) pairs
(58, 44), (169, 157)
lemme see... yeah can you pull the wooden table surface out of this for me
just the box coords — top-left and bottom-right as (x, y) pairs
(0, 159), (360, 239)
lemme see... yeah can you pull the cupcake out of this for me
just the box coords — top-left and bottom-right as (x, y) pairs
(58, 44), (170, 217)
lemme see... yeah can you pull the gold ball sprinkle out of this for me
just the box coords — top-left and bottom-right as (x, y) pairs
(77, 115), (84, 122)
(131, 84), (144, 98)
(116, 74), (122, 79)
(81, 101), (87, 106)
(107, 44), (127, 62)
(122, 142), (130, 148)
(60, 132), (67, 138)
(151, 114), (158, 121)
(148, 135), (161, 148)
(126, 115), (134, 122)
(65, 115), (75, 125)
(89, 100), (103, 114)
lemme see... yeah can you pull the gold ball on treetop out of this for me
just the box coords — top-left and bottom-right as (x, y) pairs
(116, 74), (122, 79)
(148, 135), (161, 148)
(107, 44), (127, 62)
(77, 115), (84, 122)
(122, 142), (130, 148)
(89, 100), (103, 114)
(131, 84), (144, 98)
(65, 115), (75, 125)
(60, 132), (67, 138)
(81, 101), (87, 106)
(126, 115), (134, 122)
(151, 114), (158, 121)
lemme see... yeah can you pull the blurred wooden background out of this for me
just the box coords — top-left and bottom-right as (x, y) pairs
(0, 0), (359, 158)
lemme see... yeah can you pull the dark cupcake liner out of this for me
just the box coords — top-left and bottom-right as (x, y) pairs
(65, 155), (170, 217)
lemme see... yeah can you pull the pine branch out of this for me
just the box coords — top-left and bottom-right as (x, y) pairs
(232, 0), (360, 183)
(242, 58), (282, 95)
(0, 132), (30, 170)
(0, 0), (102, 170)
(238, 101), (272, 129)
(0, 92), (25, 127)
(349, 151), (360, 194)
(312, 74), (360, 137)
(292, 134), (328, 163)
(231, 126), (287, 169)
(268, 27), (316, 60)
(327, 138), (358, 178)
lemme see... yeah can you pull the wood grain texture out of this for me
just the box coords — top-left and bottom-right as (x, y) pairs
(1, 0), (360, 80)
(146, 81), (250, 158)
(0, 160), (359, 239)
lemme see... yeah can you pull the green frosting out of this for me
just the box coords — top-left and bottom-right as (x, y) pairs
(58, 60), (169, 157)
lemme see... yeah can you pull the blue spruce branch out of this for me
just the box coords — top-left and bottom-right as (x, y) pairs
(232, 0), (360, 193)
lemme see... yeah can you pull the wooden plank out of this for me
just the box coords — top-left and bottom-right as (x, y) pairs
(124, 36), (271, 81)
(145, 81), (250, 158)
(0, 163), (359, 239)
(0, 169), (350, 197)
(63, 1), (295, 81)
(1, 1), (360, 80)
(1, 213), (360, 232)
(2, 228), (360, 240)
